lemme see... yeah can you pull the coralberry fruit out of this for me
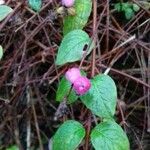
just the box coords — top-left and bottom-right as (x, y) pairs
(61, 0), (75, 7)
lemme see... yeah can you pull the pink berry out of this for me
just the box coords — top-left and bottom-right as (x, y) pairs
(73, 76), (91, 95)
(65, 67), (81, 83)
(61, 0), (75, 7)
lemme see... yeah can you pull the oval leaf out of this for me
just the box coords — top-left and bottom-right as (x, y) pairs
(125, 8), (134, 20)
(56, 76), (78, 104)
(56, 29), (93, 66)
(0, 5), (13, 21)
(6, 145), (19, 150)
(91, 120), (130, 150)
(52, 120), (85, 150)
(80, 74), (117, 118)
(28, 0), (42, 12)
(132, 4), (140, 12)
(63, 0), (92, 35)
(0, 45), (3, 60)
(114, 3), (122, 11)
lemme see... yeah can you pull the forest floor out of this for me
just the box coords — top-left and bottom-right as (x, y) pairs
(0, 0), (150, 150)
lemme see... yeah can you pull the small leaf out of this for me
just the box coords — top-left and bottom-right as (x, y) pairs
(91, 120), (130, 150)
(52, 120), (85, 150)
(122, 3), (130, 11)
(28, 0), (42, 12)
(114, 3), (129, 12)
(125, 8), (134, 20)
(6, 145), (19, 150)
(63, 0), (92, 35)
(114, 3), (122, 12)
(56, 29), (93, 66)
(0, 45), (3, 60)
(80, 74), (117, 118)
(56, 71), (86, 103)
(132, 4), (140, 12)
(0, 5), (13, 21)
(56, 76), (78, 104)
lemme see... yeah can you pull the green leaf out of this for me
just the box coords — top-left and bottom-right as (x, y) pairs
(56, 71), (86, 104)
(125, 8), (134, 20)
(114, 3), (129, 12)
(28, 0), (42, 12)
(0, 45), (3, 60)
(122, 3), (131, 11)
(80, 74), (117, 118)
(91, 120), (130, 150)
(0, 5), (13, 21)
(114, 3), (122, 12)
(52, 120), (85, 150)
(56, 29), (93, 66)
(114, 2), (136, 20)
(132, 4), (140, 12)
(6, 145), (19, 150)
(56, 76), (78, 104)
(63, 0), (92, 35)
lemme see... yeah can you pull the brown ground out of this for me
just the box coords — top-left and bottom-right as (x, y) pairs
(0, 0), (150, 150)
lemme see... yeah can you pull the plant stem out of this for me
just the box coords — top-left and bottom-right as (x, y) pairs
(84, 1), (97, 150)
(91, 0), (97, 78)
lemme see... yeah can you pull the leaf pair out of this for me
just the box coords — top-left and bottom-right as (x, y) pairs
(52, 120), (129, 150)
(55, 73), (129, 149)
(57, 74), (117, 119)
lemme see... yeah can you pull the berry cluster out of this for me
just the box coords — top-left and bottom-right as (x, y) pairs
(61, 0), (75, 7)
(65, 68), (91, 95)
